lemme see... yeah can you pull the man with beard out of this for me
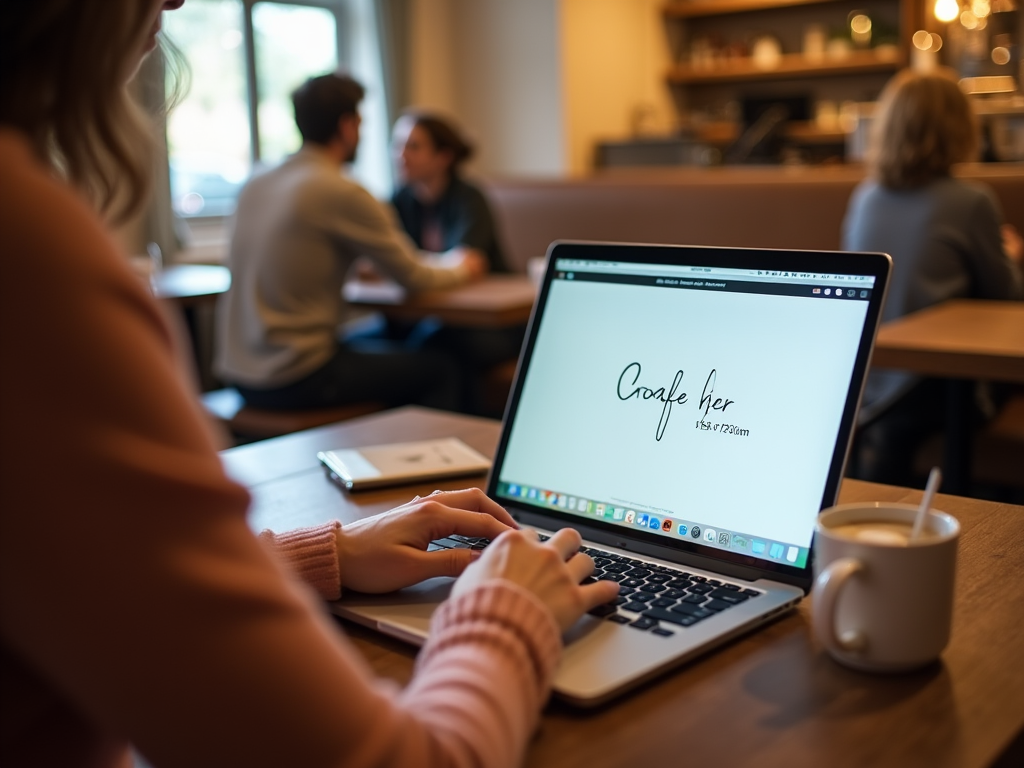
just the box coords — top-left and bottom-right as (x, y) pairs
(217, 73), (485, 411)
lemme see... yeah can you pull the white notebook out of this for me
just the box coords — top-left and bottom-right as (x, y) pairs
(317, 438), (490, 491)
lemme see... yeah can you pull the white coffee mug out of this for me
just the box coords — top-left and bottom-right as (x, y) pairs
(812, 502), (959, 672)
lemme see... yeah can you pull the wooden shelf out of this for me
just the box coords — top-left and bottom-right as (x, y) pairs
(783, 121), (848, 143)
(657, 0), (915, 166)
(693, 122), (742, 144)
(690, 120), (848, 146)
(667, 49), (901, 85)
(663, 0), (843, 19)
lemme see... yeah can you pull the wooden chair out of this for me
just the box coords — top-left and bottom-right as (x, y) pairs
(202, 388), (384, 442)
(976, 393), (1024, 488)
(913, 392), (1024, 495)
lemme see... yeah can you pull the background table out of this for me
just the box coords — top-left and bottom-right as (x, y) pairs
(344, 274), (536, 328)
(872, 300), (1024, 494)
(873, 300), (1024, 383)
(222, 407), (1024, 768)
(153, 264), (232, 392)
(152, 263), (232, 307)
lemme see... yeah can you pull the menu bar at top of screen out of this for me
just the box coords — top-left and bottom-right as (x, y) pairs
(554, 258), (877, 287)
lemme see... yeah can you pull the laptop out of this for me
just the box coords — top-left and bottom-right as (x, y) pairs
(331, 241), (892, 706)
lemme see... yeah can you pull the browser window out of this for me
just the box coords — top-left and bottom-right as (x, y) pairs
(495, 257), (875, 569)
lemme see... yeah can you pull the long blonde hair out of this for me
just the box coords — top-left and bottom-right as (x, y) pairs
(869, 68), (977, 190)
(0, 1), (156, 223)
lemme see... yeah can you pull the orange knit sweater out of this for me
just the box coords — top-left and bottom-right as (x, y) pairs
(0, 128), (560, 768)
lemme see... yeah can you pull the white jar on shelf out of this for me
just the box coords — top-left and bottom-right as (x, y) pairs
(752, 35), (782, 69)
(804, 24), (826, 62)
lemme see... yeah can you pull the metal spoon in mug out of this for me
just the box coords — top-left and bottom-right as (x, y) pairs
(912, 466), (942, 542)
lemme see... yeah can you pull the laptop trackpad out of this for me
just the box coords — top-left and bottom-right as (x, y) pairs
(342, 577), (455, 606)
(334, 578), (455, 643)
(336, 577), (606, 646)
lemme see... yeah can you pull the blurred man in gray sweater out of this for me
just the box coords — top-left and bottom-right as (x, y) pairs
(216, 73), (484, 411)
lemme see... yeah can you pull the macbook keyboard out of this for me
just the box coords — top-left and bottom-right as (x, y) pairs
(428, 533), (762, 637)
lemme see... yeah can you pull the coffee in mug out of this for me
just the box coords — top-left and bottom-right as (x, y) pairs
(829, 521), (940, 546)
(812, 502), (959, 672)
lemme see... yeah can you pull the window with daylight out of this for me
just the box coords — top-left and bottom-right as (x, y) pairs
(163, 0), (389, 219)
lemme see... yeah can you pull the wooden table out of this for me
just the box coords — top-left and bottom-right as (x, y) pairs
(222, 407), (1024, 768)
(872, 300), (1024, 494)
(343, 274), (536, 328)
(873, 300), (1024, 383)
(153, 264), (231, 392)
(152, 263), (231, 307)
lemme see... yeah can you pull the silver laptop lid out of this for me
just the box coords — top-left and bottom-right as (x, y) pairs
(487, 241), (891, 591)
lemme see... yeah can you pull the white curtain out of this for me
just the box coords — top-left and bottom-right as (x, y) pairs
(372, 0), (411, 172)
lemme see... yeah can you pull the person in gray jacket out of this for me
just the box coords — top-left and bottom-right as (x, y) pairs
(842, 68), (1023, 484)
(216, 73), (485, 411)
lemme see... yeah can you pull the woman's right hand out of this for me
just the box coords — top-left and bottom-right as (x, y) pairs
(450, 528), (620, 631)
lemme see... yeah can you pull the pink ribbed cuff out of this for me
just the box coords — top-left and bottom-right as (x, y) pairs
(421, 581), (563, 700)
(258, 521), (341, 601)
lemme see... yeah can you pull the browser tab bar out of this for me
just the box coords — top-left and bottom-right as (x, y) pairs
(554, 258), (876, 287)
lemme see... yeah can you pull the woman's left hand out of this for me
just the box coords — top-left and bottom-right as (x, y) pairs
(1002, 224), (1023, 263)
(335, 488), (518, 593)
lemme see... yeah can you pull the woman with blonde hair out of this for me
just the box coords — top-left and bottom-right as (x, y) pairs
(842, 68), (1023, 485)
(0, 3), (617, 767)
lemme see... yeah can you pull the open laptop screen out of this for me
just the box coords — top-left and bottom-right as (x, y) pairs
(490, 242), (889, 580)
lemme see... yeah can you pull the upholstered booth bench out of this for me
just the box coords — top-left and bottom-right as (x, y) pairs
(482, 164), (1024, 273)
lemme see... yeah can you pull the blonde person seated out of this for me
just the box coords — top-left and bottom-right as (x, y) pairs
(0, 3), (620, 767)
(841, 68), (1023, 485)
